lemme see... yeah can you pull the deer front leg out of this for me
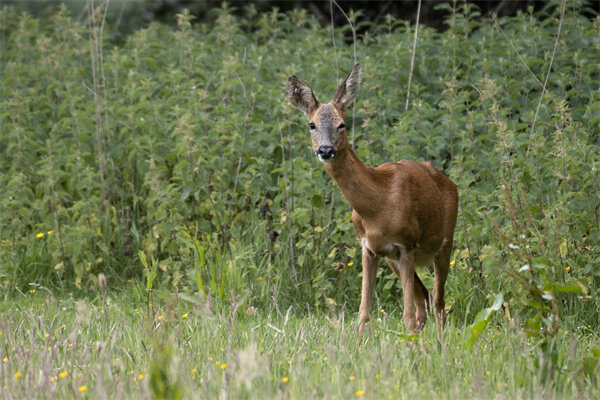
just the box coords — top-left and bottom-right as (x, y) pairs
(358, 245), (378, 335)
(399, 249), (418, 334)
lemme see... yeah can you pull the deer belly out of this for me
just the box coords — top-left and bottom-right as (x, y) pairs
(361, 238), (437, 268)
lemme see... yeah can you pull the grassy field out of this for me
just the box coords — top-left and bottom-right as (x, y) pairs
(0, 286), (598, 399)
(1, 1), (600, 398)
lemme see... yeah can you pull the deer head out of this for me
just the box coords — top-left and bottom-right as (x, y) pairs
(288, 63), (361, 162)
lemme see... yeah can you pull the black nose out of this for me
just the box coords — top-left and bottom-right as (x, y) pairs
(316, 146), (336, 160)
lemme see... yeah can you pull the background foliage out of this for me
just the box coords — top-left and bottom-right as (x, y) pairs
(1, 0), (599, 340)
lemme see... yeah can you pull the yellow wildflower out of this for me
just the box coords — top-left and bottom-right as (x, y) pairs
(44, 333), (49, 338)
(347, 262), (354, 267)
(36, 232), (44, 238)
(15, 372), (22, 378)
(349, 376), (356, 381)
(182, 313), (188, 319)
(323, 356), (328, 361)
(220, 363), (227, 369)
(281, 377), (289, 383)
(138, 374), (144, 380)
(356, 390), (365, 397)
(59, 371), (68, 379)
(47, 230), (53, 235)
(79, 385), (87, 392)
(566, 266), (571, 272)
(2, 357), (7, 363)
(486, 370), (490, 375)
(29, 289), (36, 294)
(191, 369), (197, 374)
(50, 376), (57, 382)
(450, 260), (456, 267)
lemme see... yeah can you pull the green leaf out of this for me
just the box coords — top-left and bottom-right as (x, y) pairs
(463, 293), (503, 348)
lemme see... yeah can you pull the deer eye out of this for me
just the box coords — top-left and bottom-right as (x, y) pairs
(337, 123), (345, 130)
(308, 122), (316, 130)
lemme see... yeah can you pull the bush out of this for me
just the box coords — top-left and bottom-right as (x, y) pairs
(0, 2), (598, 335)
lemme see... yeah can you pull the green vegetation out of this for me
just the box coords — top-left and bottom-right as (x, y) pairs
(0, 288), (598, 399)
(1, 0), (599, 398)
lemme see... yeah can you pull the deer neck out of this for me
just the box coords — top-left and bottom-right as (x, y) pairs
(323, 144), (381, 217)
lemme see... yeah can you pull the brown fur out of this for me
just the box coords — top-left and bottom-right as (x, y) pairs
(288, 64), (458, 339)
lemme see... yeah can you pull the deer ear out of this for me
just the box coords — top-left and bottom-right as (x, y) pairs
(332, 63), (361, 112)
(288, 75), (319, 115)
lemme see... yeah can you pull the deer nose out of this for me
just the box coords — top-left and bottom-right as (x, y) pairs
(316, 146), (336, 161)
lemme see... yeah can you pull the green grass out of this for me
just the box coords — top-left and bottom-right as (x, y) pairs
(1, 1), (600, 398)
(1, 286), (598, 399)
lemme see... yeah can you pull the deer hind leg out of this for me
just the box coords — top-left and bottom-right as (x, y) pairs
(358, 245), (379, 335)
(433, 246), (451, 341)
(386, 258), (428, 332)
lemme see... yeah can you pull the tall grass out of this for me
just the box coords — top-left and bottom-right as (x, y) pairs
(0, 289), (598, 399)
(0, 2), (599, 396)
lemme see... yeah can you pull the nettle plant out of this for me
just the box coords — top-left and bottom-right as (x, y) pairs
(0, 2), (598, 338)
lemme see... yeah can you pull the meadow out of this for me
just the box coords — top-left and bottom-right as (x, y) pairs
(1, 0), (599, 398)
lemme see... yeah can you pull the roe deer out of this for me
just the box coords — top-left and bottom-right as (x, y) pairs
(287, 63), (458, 339)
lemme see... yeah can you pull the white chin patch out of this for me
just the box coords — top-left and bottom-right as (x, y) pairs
(317, 154), (335, 163)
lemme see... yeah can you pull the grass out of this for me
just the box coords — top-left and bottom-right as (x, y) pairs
(1, 2), (599, 398)
(1, 284), (598, 399)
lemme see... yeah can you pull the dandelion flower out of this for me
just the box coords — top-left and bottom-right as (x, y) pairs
(347, 262), (354, 267)
(29, 289), (36, 294)
(47, 230), (53, 235)
(486, 370), (490, 375)
(182, 313), (188, 319)
(323, 356), (328, 361)
(50, 376), (57, 382)
(138, 374), (144, 380)
(59, 371), (68, 379)
(14, 372), (22, 378)
(356, 390), (365, 396)
(450, 260), (456, 267)
(220, 363), (227, 369)
(3, 357), (7, 362)
(281, 377), (289, 383)
(566, 266), (571, 272)
(44, 333), (49, 338)
(349, 376), (356, 381)
(36, 232), (44, 238)
(191, 369), (197, 375)
(79, 385), (87, 392)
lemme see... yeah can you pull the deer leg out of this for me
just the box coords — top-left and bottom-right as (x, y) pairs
(398, 249), (417, 334)
(386, 259), (427, 331)
(358, 245), (378, 335)
(412, 274), (427, 331)
(433, 246), (451, 341)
